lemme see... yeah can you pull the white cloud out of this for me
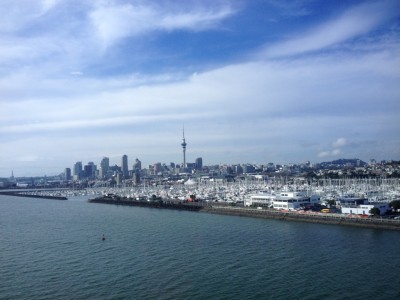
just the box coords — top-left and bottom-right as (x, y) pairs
(1, 43), (399, 135)
(16, 155), (42, 162)
(318, 149), (341, 158)
(89, 2), (235, 48)
(261, 0), (400, 58)
(40, 0), (59, 14)
(332, 138), (347, 148)
(318, 138), (348, 159)
(317, 151), (330, 158)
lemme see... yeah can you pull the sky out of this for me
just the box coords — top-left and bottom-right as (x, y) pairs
(1, 0), (400, 177)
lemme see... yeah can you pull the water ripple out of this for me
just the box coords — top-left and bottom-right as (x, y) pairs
(1, 195), (400, 299)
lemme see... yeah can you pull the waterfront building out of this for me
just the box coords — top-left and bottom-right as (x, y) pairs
(336, 196), (367, 207)
(245, 192), (276, 207)
(341, 203), (390, 216)
(122, 154), (129, 179)
(272, 191), (319, 210)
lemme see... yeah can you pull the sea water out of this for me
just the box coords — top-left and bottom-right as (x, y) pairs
(0, 195), (399, 299)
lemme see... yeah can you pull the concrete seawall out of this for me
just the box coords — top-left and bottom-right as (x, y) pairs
(203, 207), (400, 231)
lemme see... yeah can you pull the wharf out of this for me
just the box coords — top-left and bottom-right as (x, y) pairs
(89, 196), (203, 211)
(203, 206), (400, 231)
(0, 191), (67, 200)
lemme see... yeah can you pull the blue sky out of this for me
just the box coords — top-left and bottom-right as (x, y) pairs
(1, 0), (399, 177)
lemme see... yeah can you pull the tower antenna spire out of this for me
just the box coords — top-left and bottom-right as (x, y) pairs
(181, 125), (187, 168)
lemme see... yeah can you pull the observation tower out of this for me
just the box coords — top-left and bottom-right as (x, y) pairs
(181, 127), (187, 168)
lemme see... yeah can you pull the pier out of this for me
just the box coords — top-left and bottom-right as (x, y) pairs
(0, 191), (67, 200)
(89, 196), (203, 211)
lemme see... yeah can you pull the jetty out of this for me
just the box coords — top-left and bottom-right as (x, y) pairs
(89, 195), (203, 211)
(0, 191), (68, 200)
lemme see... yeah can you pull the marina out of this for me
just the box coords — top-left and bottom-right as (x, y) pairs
(6, 177), (400, 205)
(3, 178), (400, 230)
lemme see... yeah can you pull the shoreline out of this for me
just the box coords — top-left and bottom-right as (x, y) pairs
(202, 206), (400, 231)
(89, 197), (400, 231)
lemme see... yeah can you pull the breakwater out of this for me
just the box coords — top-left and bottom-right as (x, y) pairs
(89, 196), (203, 211)
(0, 191), (67, 200)
(203, 206), (400, 231)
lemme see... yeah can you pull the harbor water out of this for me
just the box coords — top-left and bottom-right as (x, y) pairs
(1, 195), (399, 299)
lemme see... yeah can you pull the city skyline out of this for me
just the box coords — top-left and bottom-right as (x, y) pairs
(1, 0), (399, 177)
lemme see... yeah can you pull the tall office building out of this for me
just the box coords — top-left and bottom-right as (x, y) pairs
(88, 162), (97, 177)
(65, 168), (71, 180)
(133, 158), (142, 171)
(133, 170), (140, 185)
(100, 157), (110, 178)
(121, 154), (128, 178)
(83, 163), (96, 179)
(154, 162), (162, 175)
(73, 161), (82, 180)
(195, 157), (203, 170)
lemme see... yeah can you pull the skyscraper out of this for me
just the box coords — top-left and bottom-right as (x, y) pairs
(121, 154), (129, 178)
(100, 157), (109, 179)
(73, 161), (82, 180)
(195, 157), (203, 170)
(154, 162), (162, 175)
(64, 168), (71, 180)
(121, 154), (128, 178)
(133, 158), (141, 171)
(181, 127), (187, 168)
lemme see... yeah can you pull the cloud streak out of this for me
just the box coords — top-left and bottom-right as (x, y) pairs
(261, 0), (400, 58)
(89, 2), (235, 48)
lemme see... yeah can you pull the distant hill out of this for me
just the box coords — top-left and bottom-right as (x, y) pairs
(319, 158), (367, 168)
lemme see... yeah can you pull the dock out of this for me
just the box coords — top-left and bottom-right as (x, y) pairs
(89, 196), (203, 211)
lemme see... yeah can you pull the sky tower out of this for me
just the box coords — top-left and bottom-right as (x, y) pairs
(181, 127), (187, 168)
